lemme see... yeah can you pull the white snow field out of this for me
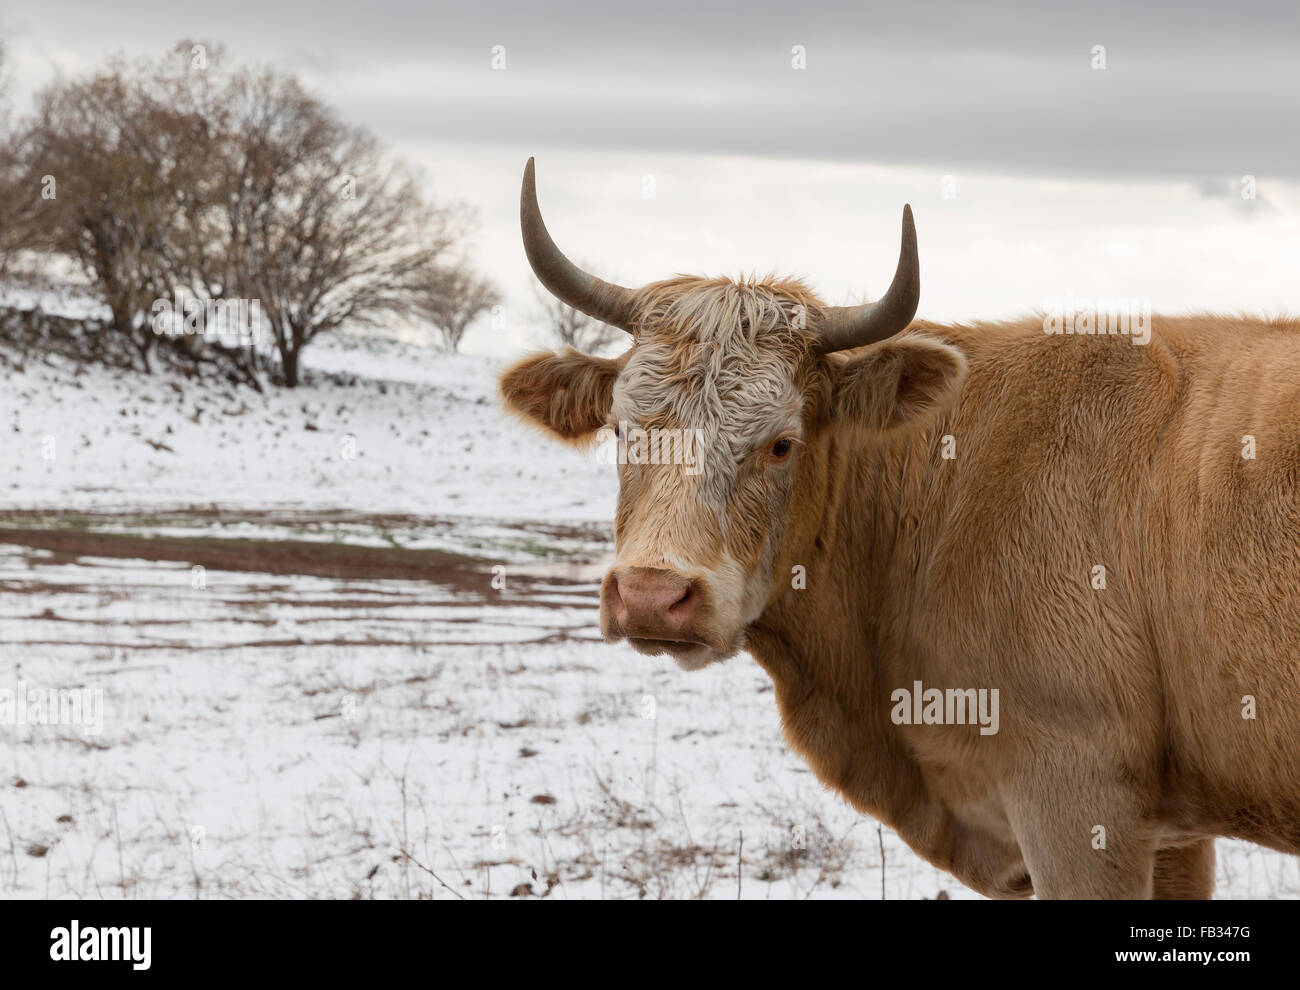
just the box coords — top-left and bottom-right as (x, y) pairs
(1, 320), (1296, 899)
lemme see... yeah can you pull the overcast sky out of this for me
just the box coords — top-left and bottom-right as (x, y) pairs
(3, 0), (1298, 354)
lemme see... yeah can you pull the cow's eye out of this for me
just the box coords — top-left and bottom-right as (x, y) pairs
(767, 438), (794, 462)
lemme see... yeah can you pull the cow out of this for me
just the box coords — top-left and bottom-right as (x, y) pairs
(499, 158), (1300, 899)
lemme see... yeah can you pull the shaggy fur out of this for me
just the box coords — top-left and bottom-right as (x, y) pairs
(501, 275), (1300, 899)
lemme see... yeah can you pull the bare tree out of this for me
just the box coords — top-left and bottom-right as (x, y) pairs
(146, 43), (269, 384)
(221, 70), (468, 385)
(420, 264), (501, 352)
(532, 274), (620, 353)
(21, 58), (213, 370)
(0, 42), (44, 279)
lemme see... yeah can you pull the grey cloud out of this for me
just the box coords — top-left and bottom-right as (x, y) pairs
(5, 0), (1300, 179)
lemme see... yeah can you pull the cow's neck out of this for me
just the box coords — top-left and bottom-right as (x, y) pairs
(745, 422), (941, 830)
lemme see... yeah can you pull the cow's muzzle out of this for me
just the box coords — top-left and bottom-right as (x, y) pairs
(601, 566), (720, 666)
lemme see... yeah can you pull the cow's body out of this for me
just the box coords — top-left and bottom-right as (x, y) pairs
(503, 159), (1300, 897)
(748, 314), (1300, 898)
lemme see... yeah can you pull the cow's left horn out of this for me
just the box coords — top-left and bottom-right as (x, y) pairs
(521, 157), (639, 333)
(815, 204), (920, 353)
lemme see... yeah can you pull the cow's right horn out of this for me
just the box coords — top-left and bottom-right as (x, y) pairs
(521, 158), (639, 333)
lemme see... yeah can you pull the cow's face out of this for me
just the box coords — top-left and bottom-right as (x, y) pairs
(500, 278), (966, 670)
(504, 159), (962, 669)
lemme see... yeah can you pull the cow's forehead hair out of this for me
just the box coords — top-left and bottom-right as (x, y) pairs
(611, 275), (821, 450)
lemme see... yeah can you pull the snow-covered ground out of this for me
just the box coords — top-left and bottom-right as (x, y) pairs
(1, 335), (616, 525)
(0, 543), (950, 899)
(1, 303), (1296, 899)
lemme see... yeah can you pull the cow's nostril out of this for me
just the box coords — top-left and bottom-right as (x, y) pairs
(669, 586), (693, 614)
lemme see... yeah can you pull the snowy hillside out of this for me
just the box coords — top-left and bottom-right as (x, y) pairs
(1, 330), (617, 526)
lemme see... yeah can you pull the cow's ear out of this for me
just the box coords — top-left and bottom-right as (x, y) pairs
(831, 334), (967, 432)
(499, 348), (624, 443)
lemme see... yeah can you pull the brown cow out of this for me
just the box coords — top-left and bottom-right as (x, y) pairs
(500, 158), (1300, 899)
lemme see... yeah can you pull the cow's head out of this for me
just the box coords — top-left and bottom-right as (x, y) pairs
(501, 159), (966, 670)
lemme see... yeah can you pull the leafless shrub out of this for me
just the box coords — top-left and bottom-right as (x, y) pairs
(419, 264), (501, 353)
(532, 276), (620, 353)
